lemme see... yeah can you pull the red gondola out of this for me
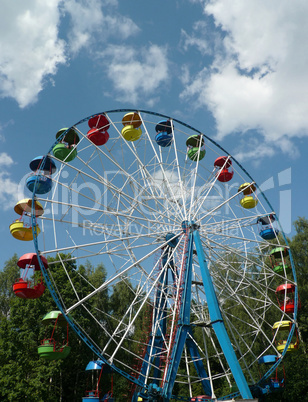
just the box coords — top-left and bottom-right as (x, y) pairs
(13, 253), (47, 299)
(87, 114), (110, 146)
(275, 283), (300, 313)
(214, 156), (233, 182)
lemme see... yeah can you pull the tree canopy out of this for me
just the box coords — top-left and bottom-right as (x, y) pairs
(1, 217), (308, 401)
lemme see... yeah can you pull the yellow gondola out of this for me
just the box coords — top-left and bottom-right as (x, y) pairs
(10, 199), (43, 241)
(238, 183), (258, 209)
(121, 112), (142, 141)
(272, 320), (299, 353)
(10, 220), (40, 241)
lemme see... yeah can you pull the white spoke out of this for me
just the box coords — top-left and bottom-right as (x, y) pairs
(28, 109), (297, 401)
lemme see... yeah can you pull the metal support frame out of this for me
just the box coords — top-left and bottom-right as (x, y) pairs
(193, 227), (253, 400)
(136, 222), (252, 401)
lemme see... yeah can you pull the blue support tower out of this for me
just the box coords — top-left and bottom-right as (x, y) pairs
(160, 222), (252, 400)
(193, 225), (253, 400)
(161, 223), (211, 400)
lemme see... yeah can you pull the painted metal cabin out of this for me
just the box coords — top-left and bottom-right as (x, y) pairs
(38, 311), (71, 360)
(26, 155), (57, 194)
(10, 199), (43, 241)
(269, 247), (291, 275)
(121, 112), (142, 141)
(13, 253), (47, 299)
(186, 134), (205, 161)
(257, 214), (279, 240)
(238, 183), (258, 209)
(87, 114), (110, 146)
(272, 320), (299, 353)
(155, 120), (173, 147)
(214, 156), (233, 182)
(53, 127), (80, 162)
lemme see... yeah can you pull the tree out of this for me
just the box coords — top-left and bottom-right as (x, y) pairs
(262, 217), (308, 401)
(0, 254), (19, 318)
(0, 254), (106, 401)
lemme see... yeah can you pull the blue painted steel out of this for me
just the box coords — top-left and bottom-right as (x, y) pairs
(162, 230), (194, 399)
(133, 250), (169, 400)
(186, 330), (211, 396)
(30, 180), (145, 390)
(193, 228), (253, 400)
(29, 111), (298, 400)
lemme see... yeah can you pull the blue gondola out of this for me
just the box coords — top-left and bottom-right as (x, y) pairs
(83, 360), (114, 402)
(26, 156), (57, 194)
(258, 355), (285, 394)
(257, 214), (279, 240)
(155, 120), (173, 147)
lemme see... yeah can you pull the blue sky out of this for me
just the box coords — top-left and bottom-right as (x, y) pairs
(1, 0), (307, 269)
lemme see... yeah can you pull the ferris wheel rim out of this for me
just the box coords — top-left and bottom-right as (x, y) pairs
(29, 108), (298, 400)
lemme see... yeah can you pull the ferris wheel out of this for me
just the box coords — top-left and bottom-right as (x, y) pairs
(22, 109), (299, 401)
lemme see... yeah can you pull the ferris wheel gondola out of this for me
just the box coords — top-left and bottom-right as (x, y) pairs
(12, 109), (299, 401)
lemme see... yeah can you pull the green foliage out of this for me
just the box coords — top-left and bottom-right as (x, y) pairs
(0, 254), (19, 317)
(259, 217), (308, 402)
(0, 256), (103, 401)
(0, 217), (308, 401)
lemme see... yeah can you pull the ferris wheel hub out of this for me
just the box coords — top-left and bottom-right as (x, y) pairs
(182, 220), (199, 231)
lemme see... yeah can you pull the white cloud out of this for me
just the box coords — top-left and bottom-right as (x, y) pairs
(0, 172), (19, 210)
(181, 0), (308, 159)
(0, 0), (66, 108)
(63, 0), (140, 54)
(0, 0), (140, 107)
(180, 21), (211, 55)
(0, 153), (19, 210)
(101, 44), (169, 104)
(0, 152), (14, 167)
